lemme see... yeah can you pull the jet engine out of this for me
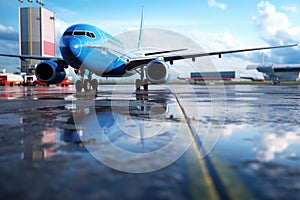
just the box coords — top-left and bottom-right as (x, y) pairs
(145, 60), (169, 84)
(35, 60), (67, 84)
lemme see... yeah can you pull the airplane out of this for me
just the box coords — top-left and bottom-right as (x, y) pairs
(0, 8), (297, 92)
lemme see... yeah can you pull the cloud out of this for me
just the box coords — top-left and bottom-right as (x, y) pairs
(0, 24), (18, 41)
(208, 0), (227, 10)
(0, 40), (19, 72)
(253, 1), (300, 63)
(0, 24), (19, 71)
(253, 1), (292, 42)
(253, 1), (300, 43)
(281, 5), (297, 13)
(54, 18), (71, 56)
(183, 30), (267, 73)
(254, 132), (298, 162)
(55, 18), (69, 37)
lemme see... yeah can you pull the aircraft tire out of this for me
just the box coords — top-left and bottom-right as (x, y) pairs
(75, 80), (83, 92)
(91, 79), (98, 91)
(143, 79), (148, 90)
(135, 79), (141, 90)
(84, 79), (91, 92)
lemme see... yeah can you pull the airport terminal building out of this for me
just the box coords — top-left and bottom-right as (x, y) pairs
(19, 7), (55, 72)
(190, 71), (235, 82)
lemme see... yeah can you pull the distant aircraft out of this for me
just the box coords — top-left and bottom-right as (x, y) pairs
(247, 64), (300, 84)
(239, 73), (265, 82)
(0, 8), (297, 92)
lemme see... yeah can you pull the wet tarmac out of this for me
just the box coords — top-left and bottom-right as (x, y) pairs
(0, 84), (299, 200)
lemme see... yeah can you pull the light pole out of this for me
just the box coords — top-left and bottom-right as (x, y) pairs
(18, 0), (24, 72)
(28, 0), (33, 65)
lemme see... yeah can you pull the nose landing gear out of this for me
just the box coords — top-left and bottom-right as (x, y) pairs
(75, 69), (98, 93)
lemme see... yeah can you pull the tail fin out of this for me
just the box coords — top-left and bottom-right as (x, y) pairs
(137, 6), (144, 51)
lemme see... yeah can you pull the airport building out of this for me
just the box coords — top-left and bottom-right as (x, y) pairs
(190, 71), (235, 82)
(19, 6), (55, 73)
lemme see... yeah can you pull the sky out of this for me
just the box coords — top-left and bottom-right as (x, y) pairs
(0, 0), (300, 76)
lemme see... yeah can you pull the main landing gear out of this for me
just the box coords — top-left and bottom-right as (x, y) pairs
(135, 67), (149, 91)
(75, 69), (98, 93)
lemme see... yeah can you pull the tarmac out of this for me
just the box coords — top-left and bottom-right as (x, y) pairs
(0, 84), (299, 200)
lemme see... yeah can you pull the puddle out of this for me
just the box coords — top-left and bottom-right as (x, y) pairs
(213, 84), (300, 199)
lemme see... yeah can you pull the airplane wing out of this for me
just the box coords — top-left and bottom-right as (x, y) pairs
(0, 53), (60, 61)
(125, 43), (298, 71)
(0, 53), (68, 67)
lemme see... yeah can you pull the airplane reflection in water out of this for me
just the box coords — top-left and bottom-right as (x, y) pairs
(0, 85), (177, 160)
(61, 91), (172, 153)
(16, 92), (170, 160)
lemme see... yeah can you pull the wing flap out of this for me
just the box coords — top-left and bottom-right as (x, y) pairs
(144, 48), (188, 56)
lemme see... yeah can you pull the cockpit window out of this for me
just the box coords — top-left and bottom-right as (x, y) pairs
(71, 30), (96, 39)
(86, 31), (96, 38)
(63, 31), (73, 36)
(73, 31), (86, 36)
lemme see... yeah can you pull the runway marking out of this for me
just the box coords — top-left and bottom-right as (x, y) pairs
(173, 93), (230, 200)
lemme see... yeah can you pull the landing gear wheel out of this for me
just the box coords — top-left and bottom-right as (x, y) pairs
(136, 79), (141, 91)
(143, 79), (148, 90)
(91, 79), (98, 91)
(75, 80), (83, 92)
(84, 79), (91, 92)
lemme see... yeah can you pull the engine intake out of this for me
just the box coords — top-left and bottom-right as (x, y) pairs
(35, 60), (66, 84)
(145, 60), (169, 84)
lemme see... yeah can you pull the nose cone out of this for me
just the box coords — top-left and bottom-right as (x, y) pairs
(59, 37), (82, 58)
(70, 38), (82, 57)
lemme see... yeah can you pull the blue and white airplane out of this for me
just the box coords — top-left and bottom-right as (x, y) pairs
(0, 9), (297, 92)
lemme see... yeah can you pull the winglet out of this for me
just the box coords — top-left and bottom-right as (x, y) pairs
(137, 6), (144, 51)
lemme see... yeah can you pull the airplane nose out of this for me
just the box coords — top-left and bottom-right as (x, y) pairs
(60, 37), (82, 58)
(69, 37), (82, 57)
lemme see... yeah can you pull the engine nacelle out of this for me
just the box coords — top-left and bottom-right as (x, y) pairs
(145, 60), (169, 84)
(35, 60), (66, 84)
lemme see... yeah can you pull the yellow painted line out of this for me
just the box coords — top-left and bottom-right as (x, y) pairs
(190, 139), (220, 200)
(174, 91), (253, 199)
(174, 90), (255, 199)
(174, 94), (220, 200)
(185, 146), (219, 200)
(208, 155), (255, 200)
(184, 116), (254, 200)
(173, 88), (255, 200)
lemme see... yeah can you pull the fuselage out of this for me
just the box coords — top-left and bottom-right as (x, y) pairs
(59, 24), (135, 77)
